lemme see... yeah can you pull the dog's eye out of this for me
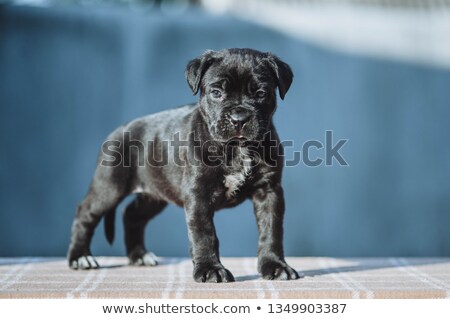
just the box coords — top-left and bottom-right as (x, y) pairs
(211, 89), (222, 99)
(256, 90), (267, 98)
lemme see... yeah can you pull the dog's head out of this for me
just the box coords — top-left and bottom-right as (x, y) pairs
(186, 48), (293, 142)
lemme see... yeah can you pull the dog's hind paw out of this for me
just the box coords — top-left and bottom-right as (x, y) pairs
(69, 255), (100, 270)
(129, 252), (158, 266)
(260, 260), (300, 280)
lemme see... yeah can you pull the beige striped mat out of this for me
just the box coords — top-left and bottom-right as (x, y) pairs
(1, 257), (450, 299)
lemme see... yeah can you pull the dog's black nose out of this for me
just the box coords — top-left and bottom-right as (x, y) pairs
(229, 110), (250, 129)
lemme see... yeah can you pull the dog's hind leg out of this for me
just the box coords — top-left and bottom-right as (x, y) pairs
(123, 193), (167, 266)
(68, 165), (129, 270)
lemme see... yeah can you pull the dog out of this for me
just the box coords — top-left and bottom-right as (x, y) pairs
(68, 48), (299, 282)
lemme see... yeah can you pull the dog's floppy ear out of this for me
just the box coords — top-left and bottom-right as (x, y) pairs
(185, 50), (217, 95)
(266, 53), (293, 100)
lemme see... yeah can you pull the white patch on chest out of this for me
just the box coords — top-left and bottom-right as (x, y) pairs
(132, 185), (146, 194)
(224, 148), (253, 199)
(132, 183), (154, 194)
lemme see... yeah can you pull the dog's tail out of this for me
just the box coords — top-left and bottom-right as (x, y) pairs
(104, 209), (116, 245)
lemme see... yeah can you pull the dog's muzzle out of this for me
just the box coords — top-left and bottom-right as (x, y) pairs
(227, 107), (253, 137)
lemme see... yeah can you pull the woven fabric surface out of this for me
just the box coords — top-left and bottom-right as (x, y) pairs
(1, 257), (450, 299)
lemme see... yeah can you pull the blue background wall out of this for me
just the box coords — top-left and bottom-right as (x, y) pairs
(1, 4), (449, 258)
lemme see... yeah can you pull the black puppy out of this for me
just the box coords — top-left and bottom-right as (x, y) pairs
(68, 48), (299, 282)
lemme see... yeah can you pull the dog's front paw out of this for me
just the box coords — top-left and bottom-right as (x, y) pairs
(129, 252), (158, 266)
(193, 264), (235, 283)
(69, 255), (100, 270)
(260, 260), (299, 280)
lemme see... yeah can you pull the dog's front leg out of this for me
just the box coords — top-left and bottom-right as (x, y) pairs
(252, 183), (300, 280)
(184, 198), (235, 283)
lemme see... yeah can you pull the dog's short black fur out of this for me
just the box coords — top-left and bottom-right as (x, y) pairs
(68, 48), (299, 282)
